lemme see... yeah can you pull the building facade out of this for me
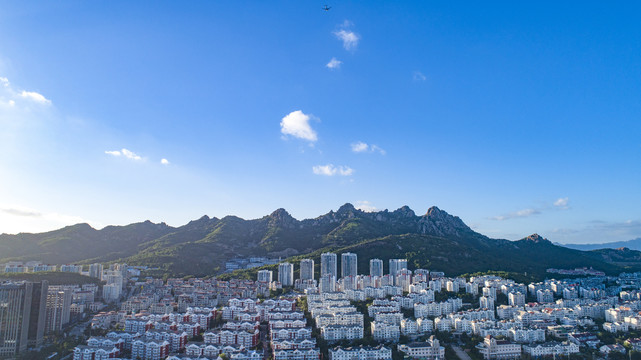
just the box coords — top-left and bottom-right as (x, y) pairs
(341, 253), (358, 278)
(321, 253), (338, 278)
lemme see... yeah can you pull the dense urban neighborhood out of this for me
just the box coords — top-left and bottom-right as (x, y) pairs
(3, 254), (641, 360)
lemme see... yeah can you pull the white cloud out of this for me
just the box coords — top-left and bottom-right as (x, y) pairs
(334, 29), (360, 51)
(19, 90), (51, 104)
(326, 57), (342, 69)
(312, 164), (354, 176)
(355, 200), (377, 212)
(351, 141), (386, 155)
(105, 148), (143, 161)
(413, 71), (427, 82)
(280, 110), (318, 142)
(121, 149), (142, 160)
(0, 76), (52, 109)
(554, 197), (569, 209)
(160, 158), (170, 165)
(351, 141), (369, 152)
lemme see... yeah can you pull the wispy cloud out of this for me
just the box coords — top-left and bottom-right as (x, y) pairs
(326, 57), (342, 69)
(160, 158), (170, 165)
(552, 219), (641, 244)
(413, 71), (427, 82)
(0, 204), (102, 234)
(491, 208), (541, 221)
(491, 197), (571, 221)
(355, 200), (377, 212)
(334, 22), (360, 51)
(2, 207), (42, 217)
(104, 148), (143, 161)
(280, 110), (318, 143)
(351, 141), (386, 155)
(554, 197), (569, 209)
(313, 164), (354, 176)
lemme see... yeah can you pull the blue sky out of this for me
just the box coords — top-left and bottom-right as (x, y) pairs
(0, 1), (640, 244)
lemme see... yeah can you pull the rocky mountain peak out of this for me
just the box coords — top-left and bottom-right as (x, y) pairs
(523, 233), (550, 244)
(268, 208), (297, 228)
(392, 205), (416, 218)
(417, 206), (471, 238)
(337, 203), (357, 214)
(186, 215), (211, 226)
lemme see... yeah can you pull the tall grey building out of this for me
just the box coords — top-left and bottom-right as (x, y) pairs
(389, 259), (408, 277)
(370, 258), (384, 277)
(278, 262), (294, 287)
(45, 286), (72, 333)
(88, 263), (103, 280)
(341, 252), (358, 278)
(320, 252), (337, 278)
(0, 281), (48, 357)
(257, 269), (273, 283)
(299, 259), (314, 281)
(319, 274), (336, 293)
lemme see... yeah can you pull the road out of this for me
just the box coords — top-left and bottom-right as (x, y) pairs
(451, 346), (473, 360)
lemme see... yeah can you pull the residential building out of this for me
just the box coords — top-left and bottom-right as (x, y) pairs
(341, 253), (358, 278)
(258, 270), (273, 283)
(319, 274), (336, 293)
(279, 263), (294, 287)
(45, 287), (73, 333)
(508, 292), (525, 307)
(329, 345), (392, 360)
(523, 342), (579, 357)
(536, 289), (554, 303)
(0, 281), (48, 356)
(131, 339), (170, 360)
(89, 263), (103, 279)
(388, 259), (407, 279)
(371, 321), (400, 342)
(397, 336), (445, 359)
(300, 259), (314, 281)
(370, 259), (383, 278)
(321, 253), (338, 278)
(476, 336), (521, 359)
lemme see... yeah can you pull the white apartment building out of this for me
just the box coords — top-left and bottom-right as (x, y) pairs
(476, 336), (521, 359)
(321, 325), (364, 341)
(397, 336), (444, 360)
(329, 345), (391, 360)
(371, 321), (400, 342)
(523, 342), (579, 357)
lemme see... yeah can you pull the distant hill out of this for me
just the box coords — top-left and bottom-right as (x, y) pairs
(1, 204), (640, 279)
(561, 238), (641, 251)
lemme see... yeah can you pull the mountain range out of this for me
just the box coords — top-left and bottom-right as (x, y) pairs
(1, 204), (640, 279)
(561, 238), (641, 251)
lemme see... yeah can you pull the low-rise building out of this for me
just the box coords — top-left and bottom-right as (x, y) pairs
(476, 336), (521, 359)
(329, 345), (392, 360)
(397, 336), (445, 359)
(522, 341), (579, 357)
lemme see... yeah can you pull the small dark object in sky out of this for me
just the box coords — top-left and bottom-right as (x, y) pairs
(322, 5), (331, 11)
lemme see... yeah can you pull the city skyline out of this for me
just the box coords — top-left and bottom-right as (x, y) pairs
(1, 2), (640, 244)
